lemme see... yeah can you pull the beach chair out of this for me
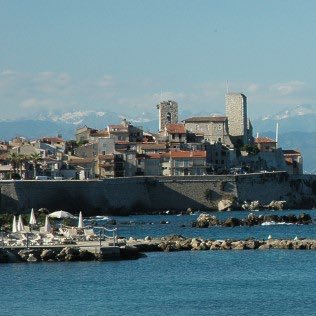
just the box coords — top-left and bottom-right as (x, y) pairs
(84, 229), (98, 241)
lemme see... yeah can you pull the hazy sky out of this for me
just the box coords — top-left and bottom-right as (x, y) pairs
(1, 0), (315, 120)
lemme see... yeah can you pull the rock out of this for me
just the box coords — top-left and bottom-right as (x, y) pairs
(79, 250), (96, 261)
(144, 236), (152, 241)
(57, 247), (80, 261)
(41, 249), (56, 261)
(27, 254), (38, 262)
(268, 200), (286, 210)
(218, 199), (233, 212)
(220, 240), (232, 250)
(223, 217), (242, 227)
(298, 213), (312, 224)
(195, 213), (220, 228)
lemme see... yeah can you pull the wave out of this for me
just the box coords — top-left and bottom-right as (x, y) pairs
(261, 221), (294, 226)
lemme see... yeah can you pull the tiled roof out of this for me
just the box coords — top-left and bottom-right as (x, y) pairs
(141, 143), (167, 150)
(255, 137), (276, 144)
(166, 123), (186, 134)
(170, 150), (206, 158)
(43, 137), (64, 143)
(183, 116), (227, 123)
(68, 158), (95, 164)
(91, 130), (110, 137)
(283, 150), (301, 155)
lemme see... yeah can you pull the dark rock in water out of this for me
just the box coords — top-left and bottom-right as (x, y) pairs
(160, 220), (168, 224)
(108, 219), (117, 225)
(18, 249), (41, 262)
(57, 247), (80, 261)
(120, 246), (145, 259)
(27, 254), (38, 262)
(79, 250), (96, 261)
(41, 249), (56, 261)
(223, 217), (242, 227)
(298, 213), (312, 224)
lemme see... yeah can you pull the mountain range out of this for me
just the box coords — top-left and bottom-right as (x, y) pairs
(0, 104), (315, 172)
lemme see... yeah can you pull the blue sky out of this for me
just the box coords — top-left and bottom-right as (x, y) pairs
(0, 0), (315, 120)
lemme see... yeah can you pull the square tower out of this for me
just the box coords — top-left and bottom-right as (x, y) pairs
(225, 93), (248, 145)
(157, 100), (178, 131)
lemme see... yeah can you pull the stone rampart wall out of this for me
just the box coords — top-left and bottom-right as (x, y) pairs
(0, 172), (315, 214)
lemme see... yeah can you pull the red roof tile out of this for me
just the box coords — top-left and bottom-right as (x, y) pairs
(166, 123), (186, 134)
(255, 137), (276, 144)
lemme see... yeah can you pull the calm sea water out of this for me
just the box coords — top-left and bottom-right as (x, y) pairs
(2, 210), (316, 316)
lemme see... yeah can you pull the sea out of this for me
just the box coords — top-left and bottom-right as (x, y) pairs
(2, 209), (316, 316)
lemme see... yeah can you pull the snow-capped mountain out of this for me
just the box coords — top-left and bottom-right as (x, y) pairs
(254, 104), (316, 134)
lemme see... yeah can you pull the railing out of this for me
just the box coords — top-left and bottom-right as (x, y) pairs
(94, 226), (118, 248)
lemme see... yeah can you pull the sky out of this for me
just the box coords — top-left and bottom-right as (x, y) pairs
(0, 0), (316, 120)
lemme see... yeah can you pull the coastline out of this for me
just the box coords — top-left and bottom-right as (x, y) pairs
(1, 236), (315, 264)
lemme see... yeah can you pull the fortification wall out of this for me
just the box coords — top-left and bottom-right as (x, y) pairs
(0, 172), (315, 214)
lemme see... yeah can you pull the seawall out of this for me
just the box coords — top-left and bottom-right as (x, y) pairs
(0, 172), (315, 214)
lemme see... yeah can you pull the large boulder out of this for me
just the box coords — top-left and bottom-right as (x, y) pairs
(218, 199), (233, 212)
(223, 217), (242, 227)
(195, 213), (220, 228)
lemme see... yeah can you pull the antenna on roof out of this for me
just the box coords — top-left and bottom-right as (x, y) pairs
(226, 80), (229, 94)
(276, 122), (279, 148)
(160, 89), (163, 102)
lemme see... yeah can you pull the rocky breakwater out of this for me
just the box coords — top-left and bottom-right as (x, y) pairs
(192, 213), (313, 228)
(128, 235), (316, 252)
(0, 246), (144, 263)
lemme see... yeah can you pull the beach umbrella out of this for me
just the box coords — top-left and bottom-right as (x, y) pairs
(48, 210), (75, 219)
(78, 211), (84, 228)
(17, 215), (24, 232)
(44, 215), (51, 232)
(12, 215), (18, 233)
(29, 208), (37, 225)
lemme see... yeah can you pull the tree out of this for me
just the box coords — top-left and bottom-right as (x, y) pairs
(30, 153), (42, 178)
(8, 152), (18, 174)
(16, 154), (27, 178)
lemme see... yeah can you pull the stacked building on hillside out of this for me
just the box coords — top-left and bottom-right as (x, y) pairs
(0, 93), (304, 180)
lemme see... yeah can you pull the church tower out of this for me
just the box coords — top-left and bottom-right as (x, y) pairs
(157, 100), (178, 131)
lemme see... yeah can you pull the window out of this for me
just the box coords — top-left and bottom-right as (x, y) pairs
(166, 112), (171, 123)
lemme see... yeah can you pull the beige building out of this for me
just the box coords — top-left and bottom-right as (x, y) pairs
(183, 116), (233, 146)
(255, 137), (277, 152)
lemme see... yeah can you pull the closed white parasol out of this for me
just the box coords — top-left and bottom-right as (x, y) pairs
(29, 208), (37, 225)
(17, 215), (24, 232)
(44, 215), (52, 232)
(12, 215), (18, 233)
(78, 211), (84, 228)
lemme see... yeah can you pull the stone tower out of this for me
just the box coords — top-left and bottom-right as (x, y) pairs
(225, 93), (248, 145)
(157, 100), (178, 131)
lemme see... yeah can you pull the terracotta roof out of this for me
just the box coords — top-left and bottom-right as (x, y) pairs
(146, 153), (162, 159)
(43, 137), (64, 143)
(183, 116), (227, 123)
(255, 137), (276, 144)
(165, 123), (186, 134)
(141, 143), (167, 150)
(283, 150), (301, 155)
(170, 150), (206, 158)
(91, 130), (110, 137)
(68, 158), (95, 164)
(98, 154), (115, 159)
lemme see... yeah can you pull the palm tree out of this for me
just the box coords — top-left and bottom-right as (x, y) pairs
(8, 152), (18, 174)
(16, 154), (27, 178)
(30, 153), (42, 178)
